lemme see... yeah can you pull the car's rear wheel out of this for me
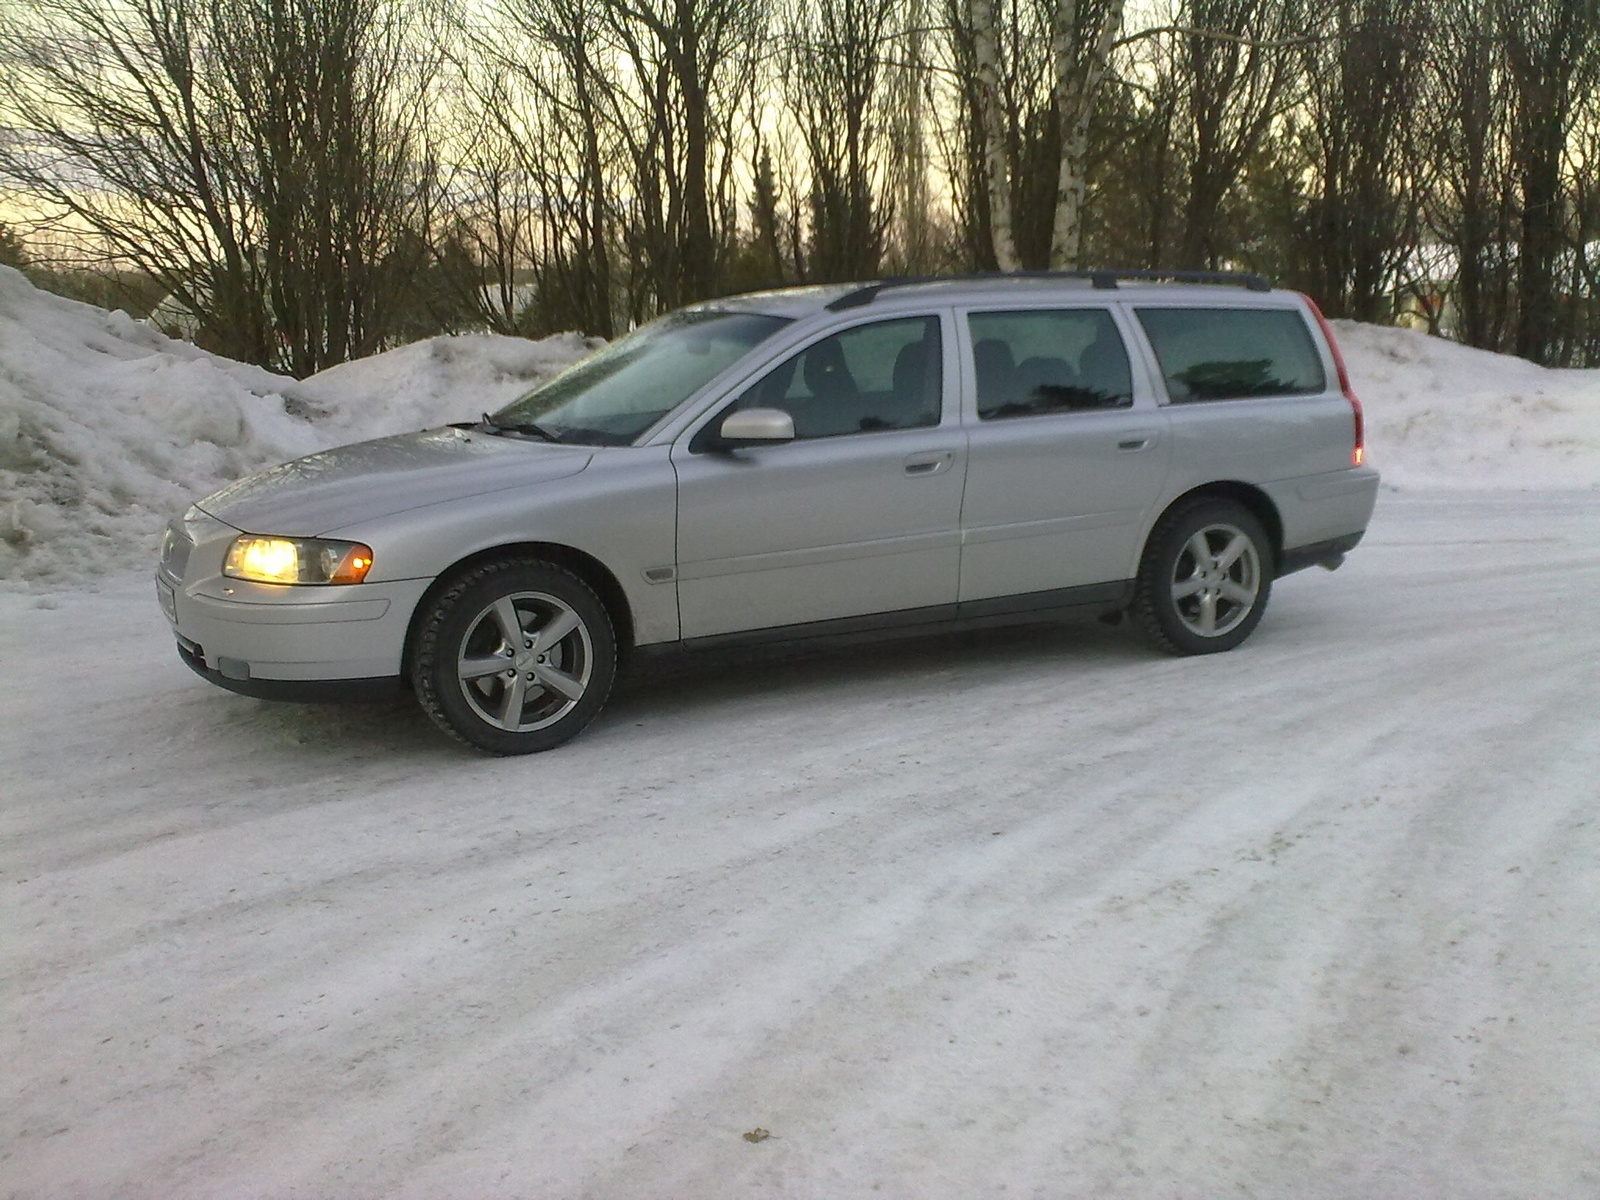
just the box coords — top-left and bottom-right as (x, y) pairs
(1133, 499), (1272, 655)
(412, 559), (616, 754)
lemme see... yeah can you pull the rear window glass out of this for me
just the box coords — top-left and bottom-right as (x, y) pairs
(1136, 307), (1325, 402)
(966, 309), (1133, 419)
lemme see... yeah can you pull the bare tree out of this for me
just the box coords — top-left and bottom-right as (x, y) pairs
(1090, 37), (1185, 268)
(879, 0), (947, 275)
(1497, 0), (1600, 364)
(597, 0), (770, 314)
(213, 0), (441, 372)
(1422, 0), (1517, 352)
(950, 0), (1125, 270)
(1047, 0), (1127, 266)
(964, 0), (1024, 267)
(783, 0), (898, 282)
(0, 0), (438, 372)
(1294, 0), (1429, 320)
(0, 0), (267, 361)
(1158, 0), (1306, 270)
(472, 0), (622, 336)
(1563, 65), (1600, 365)
(8, 0), (1600, 366)
(425, 65), (545, 335)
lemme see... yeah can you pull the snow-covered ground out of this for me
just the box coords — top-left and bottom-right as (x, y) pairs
(3, 267), (1599, 1197)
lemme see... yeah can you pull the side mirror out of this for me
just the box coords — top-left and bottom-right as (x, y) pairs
(718, 407), (795, 448)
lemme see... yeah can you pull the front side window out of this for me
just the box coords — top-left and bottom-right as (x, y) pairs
(966, 309), (1134, 420)
(1136, 307), (1326, 402)
(492, 309), (791, 445)
(726, 315), (942, 440)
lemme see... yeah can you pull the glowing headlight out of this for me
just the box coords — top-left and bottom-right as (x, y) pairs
(224, 536), (374, 585)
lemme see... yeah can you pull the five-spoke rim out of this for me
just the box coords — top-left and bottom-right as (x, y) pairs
(1170, 522), (1261, 638)
(456, 590), (593, 731)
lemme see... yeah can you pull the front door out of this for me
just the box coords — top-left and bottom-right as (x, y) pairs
(671, 313), (967, 639)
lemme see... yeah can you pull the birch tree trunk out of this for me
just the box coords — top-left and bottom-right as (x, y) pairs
(1049, 0), (1125, 268)
(969, 0), (1020, 270)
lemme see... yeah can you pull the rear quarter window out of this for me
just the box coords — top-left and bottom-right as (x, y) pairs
(1136, 307), (1325, 402)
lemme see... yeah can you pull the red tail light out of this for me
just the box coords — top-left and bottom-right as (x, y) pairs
(1300, 293), (1365, 466)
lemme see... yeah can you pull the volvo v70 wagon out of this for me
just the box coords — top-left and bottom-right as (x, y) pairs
(158, 270), (1378, 753)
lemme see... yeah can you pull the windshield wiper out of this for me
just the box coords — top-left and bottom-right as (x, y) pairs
(479, 413), (560, 442)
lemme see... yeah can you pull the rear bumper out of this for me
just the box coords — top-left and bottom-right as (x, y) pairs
(1276, 530), (1364, 577)
(1263, 464), (1380, 556)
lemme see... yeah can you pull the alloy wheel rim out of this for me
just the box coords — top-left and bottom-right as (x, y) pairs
(1169, 523), (1261, 637)
(455, 591), (593, 731)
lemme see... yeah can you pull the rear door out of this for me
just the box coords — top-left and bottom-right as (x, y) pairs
(956, 304), (1172, 601)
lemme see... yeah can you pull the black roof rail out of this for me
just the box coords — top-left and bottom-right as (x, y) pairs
(1095, 269), (1273, 291)
(824, 268), (1272, 312)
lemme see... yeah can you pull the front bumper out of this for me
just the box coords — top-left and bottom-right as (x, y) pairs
(158, 508), (431, 690)
(174, 636), (404, 701)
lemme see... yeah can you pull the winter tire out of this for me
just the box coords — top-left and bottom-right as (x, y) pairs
(1133, 499), (1272, 655)
(412, 559), (616, 754)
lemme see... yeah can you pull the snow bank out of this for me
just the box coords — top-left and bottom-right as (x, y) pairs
(2, 262), (1596, 588)
(295, 329), (601, 448)
(1338, 320), (1600, 490)
(1, 266), (307, 582)
(0, 266), (591, 584)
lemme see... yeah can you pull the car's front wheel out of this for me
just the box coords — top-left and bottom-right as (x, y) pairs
(412, 559), (616, 754)
(1133, 499), (1272, 655)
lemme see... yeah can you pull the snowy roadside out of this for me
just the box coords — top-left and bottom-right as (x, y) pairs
(3, 490), (1598, 1198)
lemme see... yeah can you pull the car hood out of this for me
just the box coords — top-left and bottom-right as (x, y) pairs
(195, 427), (594, 536)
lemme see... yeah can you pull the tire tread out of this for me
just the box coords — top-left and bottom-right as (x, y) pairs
(411, 557), (615, 754)
(1131, 497), (1270, 656)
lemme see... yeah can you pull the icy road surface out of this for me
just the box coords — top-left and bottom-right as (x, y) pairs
(4, 490), (1598, 1200)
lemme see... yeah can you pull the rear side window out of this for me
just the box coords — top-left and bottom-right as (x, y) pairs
(1136, 307), (1325, 402)
(967, 309), (1133, 419)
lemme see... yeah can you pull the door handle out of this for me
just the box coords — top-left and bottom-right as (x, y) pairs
(904, 451), (954, 476)
(1117, 429), (1160, 452)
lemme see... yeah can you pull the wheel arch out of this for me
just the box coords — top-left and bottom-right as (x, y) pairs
(402, 541), (637, 682)
(1145, 481), (1284, 571)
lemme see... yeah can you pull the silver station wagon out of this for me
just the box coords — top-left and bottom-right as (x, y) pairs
(157, 271), (1379, 753)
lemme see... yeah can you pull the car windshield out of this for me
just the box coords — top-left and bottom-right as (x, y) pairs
(488, 309), (792, 445)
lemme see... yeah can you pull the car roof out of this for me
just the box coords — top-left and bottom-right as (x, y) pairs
(701, 272), (1295, 321)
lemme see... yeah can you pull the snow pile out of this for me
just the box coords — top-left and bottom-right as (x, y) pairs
(1338, 319), (1600, 490)
(296, 329), (601, 448)
(0, 266), (591, 584)
(1, 267), (311, 582)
